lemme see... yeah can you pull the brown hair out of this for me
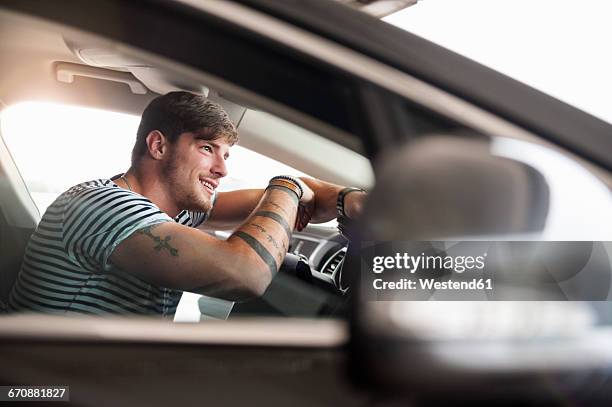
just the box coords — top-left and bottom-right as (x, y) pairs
(132, 91), (238, 164)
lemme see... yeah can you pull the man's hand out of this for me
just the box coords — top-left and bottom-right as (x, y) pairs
(298, 177), (367, 224)
(342, 189), (367, 219)
(295, 180), (314, 231)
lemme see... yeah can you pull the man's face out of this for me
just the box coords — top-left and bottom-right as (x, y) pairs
(161, 131), (230, 213)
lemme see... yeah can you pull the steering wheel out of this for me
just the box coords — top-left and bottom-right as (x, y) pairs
(229, 244), (350, 317)
(229, 216), (361, 317)
(278, 252), (313, 282)
(334, 216), (360, 294)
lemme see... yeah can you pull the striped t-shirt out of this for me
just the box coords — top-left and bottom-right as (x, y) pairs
(9, 178), (211, 317)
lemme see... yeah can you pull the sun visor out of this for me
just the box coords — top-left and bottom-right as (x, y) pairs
(128, 66), (207, 96)
(63, 37), (247, 124)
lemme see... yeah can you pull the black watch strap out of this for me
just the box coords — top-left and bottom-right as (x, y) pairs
(336, 187), (365, 218)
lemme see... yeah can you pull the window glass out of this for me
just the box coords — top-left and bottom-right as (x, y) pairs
(0, 101), (307, 214)
(385, 0), (612, 125)
(1, 101), (352, 321)
(491, 136), (612, 240)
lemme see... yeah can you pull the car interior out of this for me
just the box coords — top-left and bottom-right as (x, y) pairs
(1, 1), (612, 405)
(0, 7), (375, 319)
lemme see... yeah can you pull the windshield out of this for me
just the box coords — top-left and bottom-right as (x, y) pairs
(384, 0), (612, 125)
(0, 102), (306, 215)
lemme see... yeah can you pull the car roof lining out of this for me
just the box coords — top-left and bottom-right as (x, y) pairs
(0, 9), (155, 116)
(0, 8), (373, 188)
(0, 9), (251, 121)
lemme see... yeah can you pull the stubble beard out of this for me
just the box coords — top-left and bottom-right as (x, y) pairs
(162, 153), (212, 214)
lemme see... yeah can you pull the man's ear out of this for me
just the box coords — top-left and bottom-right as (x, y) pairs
(145, 130), (167, 160)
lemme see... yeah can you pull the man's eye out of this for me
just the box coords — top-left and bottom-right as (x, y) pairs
(202, 145), (212, 153)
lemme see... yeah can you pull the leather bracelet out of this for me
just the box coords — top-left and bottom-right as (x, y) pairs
(267, 180), (301, 200)
(337, 187), (365, 218)
(266, 176), (303, 200)
(268, 175), (304, 200)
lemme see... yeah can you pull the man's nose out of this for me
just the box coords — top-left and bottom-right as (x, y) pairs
(211, 155), (228, 178)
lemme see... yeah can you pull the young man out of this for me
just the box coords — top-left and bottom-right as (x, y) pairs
(9, 91), (366, 316)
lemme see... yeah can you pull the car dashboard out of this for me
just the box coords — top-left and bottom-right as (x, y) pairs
(288, 225), (349, 292)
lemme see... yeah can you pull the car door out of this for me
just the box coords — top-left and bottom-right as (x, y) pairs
(0, 1), (386, 406)
(1, 1), (611, 406)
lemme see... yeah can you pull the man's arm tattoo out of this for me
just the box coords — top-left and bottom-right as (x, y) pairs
(268, 202), (290, 218)
(253, 211), (292, 241)
(136, 225), (179, 257)
(249, 223), (267, 234)
(234, 231), (278, 275)
(247, 223), (285, 262)
(265, 185), (299, 206)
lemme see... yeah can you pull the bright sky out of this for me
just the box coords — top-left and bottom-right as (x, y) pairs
(384, 0), (612, 125)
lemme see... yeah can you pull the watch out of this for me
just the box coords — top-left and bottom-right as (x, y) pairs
(336, 187), (365, 218)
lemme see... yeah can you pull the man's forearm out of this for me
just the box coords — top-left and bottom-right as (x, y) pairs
(203, 189), (264, 230)
(298, 177), (367, 223)
(205, 177), (365, 232)
(298, 177), (343, 223)
(225, 186), (298, 295)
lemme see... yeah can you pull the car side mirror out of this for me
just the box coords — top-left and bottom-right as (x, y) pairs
(349, 134), (612, 404)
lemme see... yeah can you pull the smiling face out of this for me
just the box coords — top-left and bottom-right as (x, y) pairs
(162, 131), (230, 213)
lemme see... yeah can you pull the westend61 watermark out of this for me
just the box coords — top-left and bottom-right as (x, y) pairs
(372, 252), (490, 291)
(359, 241), (612, 300)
